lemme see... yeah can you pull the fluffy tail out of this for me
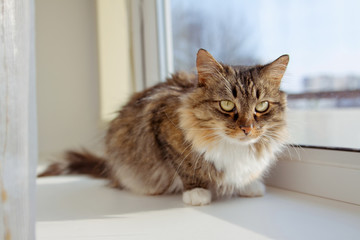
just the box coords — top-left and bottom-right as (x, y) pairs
(38, 150), (109, 178)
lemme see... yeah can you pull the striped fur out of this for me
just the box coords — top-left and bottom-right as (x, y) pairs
(39, 49), (289, 205)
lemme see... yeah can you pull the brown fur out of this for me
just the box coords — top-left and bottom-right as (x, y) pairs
(39, 49), (289, 202)
(38, 150), (109, 178)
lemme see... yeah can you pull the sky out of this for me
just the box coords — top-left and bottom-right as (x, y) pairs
(256, 0), (360, 92)
(172, 0), (360, 93)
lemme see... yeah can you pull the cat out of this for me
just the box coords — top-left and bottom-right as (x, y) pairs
(39, 49), (289, 206)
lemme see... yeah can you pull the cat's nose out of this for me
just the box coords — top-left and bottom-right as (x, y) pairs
(240, 126), (252, 135)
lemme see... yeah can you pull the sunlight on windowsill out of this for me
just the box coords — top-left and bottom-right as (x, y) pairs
(36, 176), (360, 240)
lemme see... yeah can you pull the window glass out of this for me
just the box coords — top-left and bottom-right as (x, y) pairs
(170, 0), (360, 150)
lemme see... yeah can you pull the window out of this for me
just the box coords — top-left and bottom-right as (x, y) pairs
(138, 0), (360, 204)
(17, 0), (358, 237)
(170, 0), (360, 150)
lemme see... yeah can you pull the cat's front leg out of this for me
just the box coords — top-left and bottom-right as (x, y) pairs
(179, 170), (213, 206)
(182, 188), (212, 206)
(238, 180), (266, 197)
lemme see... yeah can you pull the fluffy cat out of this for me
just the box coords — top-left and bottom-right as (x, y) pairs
(39, 49), (289, 206)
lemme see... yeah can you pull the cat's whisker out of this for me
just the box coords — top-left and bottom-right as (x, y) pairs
(286, 143), (302, 161)
(171, 149), (193, 183)
(192, 153), (202, 183)
(262, 131), (286, 141)
(281, 144), (292, 161)
(207, 164), (213, 182)
(164, 111), (180, 130)
(172, 143), (193, 178)
(187, 128), (223, 131)
(178, 142), (193, 158)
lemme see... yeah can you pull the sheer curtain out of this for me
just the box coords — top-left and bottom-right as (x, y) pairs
(0, 0), (37, 239)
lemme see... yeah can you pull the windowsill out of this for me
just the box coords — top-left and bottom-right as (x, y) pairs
(36, 176), (360, 240)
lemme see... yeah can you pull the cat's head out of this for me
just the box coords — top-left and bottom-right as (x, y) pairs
(179, 49), (289, 152)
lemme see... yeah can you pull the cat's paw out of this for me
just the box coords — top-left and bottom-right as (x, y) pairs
(182, 188), (212, 206)
(238, 180), (265, 197)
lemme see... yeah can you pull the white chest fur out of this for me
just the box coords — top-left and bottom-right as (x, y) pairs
(200, 139), (275, 188)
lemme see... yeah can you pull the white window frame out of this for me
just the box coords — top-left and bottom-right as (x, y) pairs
(130, 0), (360, 205)
(0, 0), (37, 238)
(129, 0), (173, 92)
(268, 147), (360, 205)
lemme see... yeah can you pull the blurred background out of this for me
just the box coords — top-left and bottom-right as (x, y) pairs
(36, 0), (360, 163)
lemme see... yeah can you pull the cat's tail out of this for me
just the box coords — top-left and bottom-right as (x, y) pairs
(38, 150), (109, 178)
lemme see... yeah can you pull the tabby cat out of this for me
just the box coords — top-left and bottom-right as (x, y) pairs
(40, 49), (289, 206)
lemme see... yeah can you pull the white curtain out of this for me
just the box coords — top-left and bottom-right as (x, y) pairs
(0, 0), (37, 239)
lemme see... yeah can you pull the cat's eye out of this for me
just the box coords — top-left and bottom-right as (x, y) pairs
(255, 101), (269, 113)
(220, 100), (235, 112)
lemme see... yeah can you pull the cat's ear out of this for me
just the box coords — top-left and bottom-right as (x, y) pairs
(260, 54), (289, 87)
(196, 49), (224, 85)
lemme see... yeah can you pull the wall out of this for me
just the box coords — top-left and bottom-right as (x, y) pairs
(36, 0), (102, 162)
(96, 0), (133, 122)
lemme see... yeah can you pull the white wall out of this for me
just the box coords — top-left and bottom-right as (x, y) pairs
(36, 0), (103, 162)
(96, 0), (133, 121)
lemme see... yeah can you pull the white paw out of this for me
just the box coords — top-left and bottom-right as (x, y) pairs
(239, 180), (265, 197)
(182, 188), (212, 206)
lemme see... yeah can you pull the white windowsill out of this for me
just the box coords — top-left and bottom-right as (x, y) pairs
(37, 176), (360, 240)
